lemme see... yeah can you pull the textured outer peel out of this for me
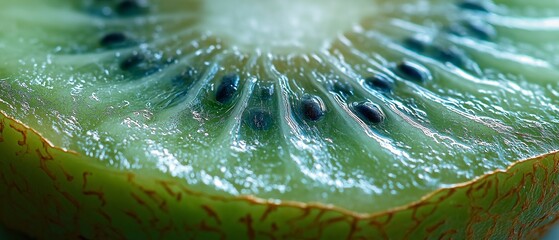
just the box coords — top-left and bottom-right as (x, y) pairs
(1, 110), (559, 239)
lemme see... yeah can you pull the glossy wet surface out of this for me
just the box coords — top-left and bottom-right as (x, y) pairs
(0, 0), (559, 213)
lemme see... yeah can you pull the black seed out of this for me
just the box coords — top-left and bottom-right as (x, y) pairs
(100, 32), (129, 49)
(458, 1), (489, 12)
(330, 81), (354, 98)
(395, 61), (431, 82)
(464, 21), (495, 40)
(300, 95), (326, 122)
(120, 53), (145, 71)
(351, 102), (385, 125)
(432, 46), (465, 67)
(364, 74), (394, 93)
(215, 74), (240, 104)
(172, 67), (197, 85)
(120, 53), (161, 77)
(166, 68), (196, 105)
(116, 0), (148, 17)
(260, 84), (275, 100)
(446, 24), (468, 37)
(245, 108), (273, 131)
(447, 21), (495, 41)
(403, 37), (428, 53)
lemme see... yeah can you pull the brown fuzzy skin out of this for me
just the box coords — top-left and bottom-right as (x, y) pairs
(1, 111), (559, 239)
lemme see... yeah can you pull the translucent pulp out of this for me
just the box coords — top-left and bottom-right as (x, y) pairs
(201, 0), (375, 53)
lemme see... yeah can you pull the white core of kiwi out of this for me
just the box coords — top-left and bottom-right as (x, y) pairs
(200, 0), (375, 53)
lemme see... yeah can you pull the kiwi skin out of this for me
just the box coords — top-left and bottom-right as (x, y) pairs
(1, 111), (558, 239)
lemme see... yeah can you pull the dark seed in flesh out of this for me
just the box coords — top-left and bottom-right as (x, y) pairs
(216, 74), (240, 104)
(447, 21), (495, 41)
(395, 61), (431, 83)
(100, 32), (129, 49)
(245, 108), (273, 131)
(329, 81), (353, 98)
(120, 53), (161, 77)
(351, 102), (385, 124)
(464, 21), (495, 40)
(433, 47), (465, 67)
(300, 95), (326, 122)
(172, 67), (197, 86)
(120, 53), (145, 71)
(166, 68), (197, 106)
(116, 0), (148, 17)
(403, 37), (427, 53)
(457, 1), (489, 12)
(446, 24), (468, 37)
(364, 74), (394, 93)
(260, 84), (275, 100)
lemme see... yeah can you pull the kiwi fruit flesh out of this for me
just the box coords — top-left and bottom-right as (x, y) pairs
(1, 0), (559, 238)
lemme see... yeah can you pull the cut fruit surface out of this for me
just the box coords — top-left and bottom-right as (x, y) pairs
(201, 0), (375, 53)
(1, 0), (559, 237)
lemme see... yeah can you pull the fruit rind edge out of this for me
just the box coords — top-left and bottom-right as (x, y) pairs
(1, 110), (558, 239)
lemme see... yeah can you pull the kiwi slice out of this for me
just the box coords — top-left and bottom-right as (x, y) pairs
(1, 0), (559, 238)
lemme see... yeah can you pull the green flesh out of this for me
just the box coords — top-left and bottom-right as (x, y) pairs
(1, 0), (559, 214)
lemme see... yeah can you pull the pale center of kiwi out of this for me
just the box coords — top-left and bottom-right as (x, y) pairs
(201, 0), (375, 53)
